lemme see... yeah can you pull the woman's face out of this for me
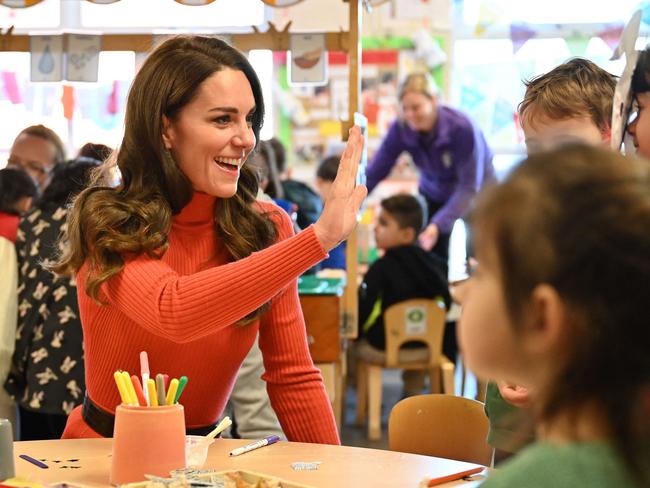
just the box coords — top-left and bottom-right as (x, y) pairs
(400, 91), (437, 132)
(163, 68), (256, 198)
(627, 92), (650, 159)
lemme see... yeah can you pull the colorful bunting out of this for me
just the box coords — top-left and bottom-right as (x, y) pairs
(565, 36), (590, 57)
(597, 24), (624, 51)
(1, 71), (22, 104)
(460, 84), (486, 110)
(474, 1), (501, 37)
(510, 23), (536, 55)
(62, 84), (74, 120)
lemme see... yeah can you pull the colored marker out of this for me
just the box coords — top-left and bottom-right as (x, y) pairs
(131, 375), (147, 406)
(155, 373), (166, 406)
(147, 378), (158, 407)
(19, 454), (48, 469)
(163, 373), (170, 391)
(165, 378), (179, 406)
(229, 435), (280, 457)
(121, 371), (137, 406)
(113, 371), (129, 404)
(173, 375), (188, 404)
(140, 351), (150, 404)
(426, 466), (484, 487)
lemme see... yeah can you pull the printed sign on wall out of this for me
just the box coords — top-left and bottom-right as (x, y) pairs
(66, 34), (101, 82)
(30, 35), (63, 82)
(289, 33), (327, 85)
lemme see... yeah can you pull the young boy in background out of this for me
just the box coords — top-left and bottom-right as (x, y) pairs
(483, 57), (617, 463)
(357, 194), (450, 396)
(315, 155), (347, 270)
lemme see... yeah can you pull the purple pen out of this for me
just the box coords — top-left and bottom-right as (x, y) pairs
(19, 454), (48, 469)
(228, 435), (280, 457)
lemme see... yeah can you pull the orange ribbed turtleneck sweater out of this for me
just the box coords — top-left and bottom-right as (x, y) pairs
(62, 192), (339, 444)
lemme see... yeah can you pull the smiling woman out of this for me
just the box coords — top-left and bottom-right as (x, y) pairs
(52, 36), (367, 443)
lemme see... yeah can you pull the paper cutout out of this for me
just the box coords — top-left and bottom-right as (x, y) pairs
(173, 0), (217, 4)
(2, 71), (22, 104)
(565, 35), (590, 57)
(289, 33), (327, 85)
(0, 0), (44, 7)
(30, 36), (63, 82)
(413, 30), (447, 69)
(260, 0), (305, 6)
(610, 10), (642, 151)
(597, 24), (624, 51)
(510, 23), (536, 55)
(65, 34), (101, 82)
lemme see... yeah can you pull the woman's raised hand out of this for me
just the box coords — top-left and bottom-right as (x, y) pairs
(313, 126), (368, 251)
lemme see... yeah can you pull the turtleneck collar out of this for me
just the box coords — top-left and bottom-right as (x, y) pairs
(172, 191), (217, 233)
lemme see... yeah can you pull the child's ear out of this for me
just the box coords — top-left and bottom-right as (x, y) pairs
(601, 125), (612, 145)
(521, 284), (567, 357)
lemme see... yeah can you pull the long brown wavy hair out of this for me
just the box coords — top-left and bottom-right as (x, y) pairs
(55, 36), (277, 324)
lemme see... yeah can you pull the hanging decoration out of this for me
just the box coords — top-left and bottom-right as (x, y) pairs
(1, 70), (21, 104)
(0, 0), (43, 7)
(509, 23), (536, 55)
(474, 1), (501, 37)
(564, 35), (590, 57)
(596, 24), (625, 51)
(260, 0), (305, 6)
(62, 84), (75, 120)
(173, 0), (217, 5)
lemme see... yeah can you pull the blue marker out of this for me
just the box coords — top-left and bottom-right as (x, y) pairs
(228, 435), (280, 457)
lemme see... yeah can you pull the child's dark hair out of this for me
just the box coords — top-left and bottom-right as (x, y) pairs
(472, 144), (650, 483)
(0, 167), (38, 215)
(518, 58), (617, 132)
(631, 48), (650, 95)
(316, 155), (341, 182)
(380, 194), (426, 236)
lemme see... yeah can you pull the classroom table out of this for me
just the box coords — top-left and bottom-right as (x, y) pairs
(11, 438), (488, 488)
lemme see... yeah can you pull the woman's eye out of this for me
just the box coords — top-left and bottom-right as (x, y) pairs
(213, 115), (230, 125)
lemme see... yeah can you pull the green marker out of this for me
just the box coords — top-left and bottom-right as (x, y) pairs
(174, 375), (188, 404)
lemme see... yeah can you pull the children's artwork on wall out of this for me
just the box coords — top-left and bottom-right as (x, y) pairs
(30, 35), (63, 82)
(261, 0), (305, 6)
(289, 33), (327, 85)
(0, 0), (43, 7)
(65, 34), (101, 82)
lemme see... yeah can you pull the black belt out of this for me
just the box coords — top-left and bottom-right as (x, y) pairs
(82, 394), (220, 438)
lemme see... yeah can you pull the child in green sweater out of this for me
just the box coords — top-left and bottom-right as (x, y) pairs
(455, 144), (650, 486)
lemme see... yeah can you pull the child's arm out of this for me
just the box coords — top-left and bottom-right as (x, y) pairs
(497, 381), (531, 408)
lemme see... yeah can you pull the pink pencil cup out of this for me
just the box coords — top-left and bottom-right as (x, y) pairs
(110, 404), (186, 485)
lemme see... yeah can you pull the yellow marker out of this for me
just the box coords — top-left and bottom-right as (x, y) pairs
(121, 371), (138, 406)
(147, 378), (158, 407)
(165, 378), (179, 406)
(113, 371), (130, 404)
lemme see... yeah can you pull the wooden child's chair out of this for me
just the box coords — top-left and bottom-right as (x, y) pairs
(388, 393), (493, 466)
(355, 299), (455, 441)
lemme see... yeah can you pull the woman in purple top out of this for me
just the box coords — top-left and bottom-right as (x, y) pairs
(366, 73), (495, 265)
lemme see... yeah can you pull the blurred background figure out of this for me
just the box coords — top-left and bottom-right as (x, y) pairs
(4, 158), (99, 440)
(7, 125), (66, 192)
(77, 143), (113, 164)
(0, 168), (38, 434)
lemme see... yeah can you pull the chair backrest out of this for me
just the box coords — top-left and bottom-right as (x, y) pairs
(383, 299), (446, 368)
(388, 394), (493, 466)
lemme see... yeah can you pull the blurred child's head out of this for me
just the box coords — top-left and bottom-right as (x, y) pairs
(375, 194), (426, 250)
(518, 58), (616, 154)
(627, 48), (650, 158)
(248, 140), (283, 199)
(8, 125), (65, 190)
(315, 155), (340, 200)
(0, 167), (38, 215)
(458, 144), (650, 480)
